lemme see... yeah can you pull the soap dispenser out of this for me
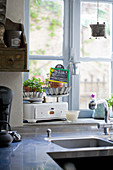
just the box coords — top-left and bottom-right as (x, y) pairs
(89, 94), (97, 110)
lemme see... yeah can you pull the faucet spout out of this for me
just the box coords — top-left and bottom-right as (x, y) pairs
(105, 107), (109, 123)
(104, 107), (110, 135)
(89, 99), (111, 135)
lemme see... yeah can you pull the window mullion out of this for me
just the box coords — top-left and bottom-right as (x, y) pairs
(23, 0), (30, 82)
(81, 0), (113, 3)
(68, 0), (80, 110)
(63, 0), (71, 67)
(111, 3), (113, 94)
(80, 57), (111, 62)
(29, 55), (64, 60)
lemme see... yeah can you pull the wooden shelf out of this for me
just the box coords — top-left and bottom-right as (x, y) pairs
(0, 47), (26, 51)
(0, 69), (29, 72)
(0, 18), (28, 72)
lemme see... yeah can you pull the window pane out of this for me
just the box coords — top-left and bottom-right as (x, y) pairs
(29, 60), (63, 80)
(30, 0), (64, 56)
(80, 2), (111, 58)
(29, 60), (63, 102)
(80, 62), (111, 109)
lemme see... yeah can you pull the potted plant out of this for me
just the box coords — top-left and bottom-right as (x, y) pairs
(23, 77), (45, 93)
(43, 78), (51, 88)
(44, 74), (64, 88)
(106, 94), (113, 117)
(106, 94), (113, 108)
(49, 81), (64, 88)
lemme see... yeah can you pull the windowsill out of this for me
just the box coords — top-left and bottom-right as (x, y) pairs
(13, 117), (113, 134)
(23, 118), (113, 126)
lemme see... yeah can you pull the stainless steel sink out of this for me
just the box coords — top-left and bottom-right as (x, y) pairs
(48, 137), (113, 170)
(51, 136), (113, 148)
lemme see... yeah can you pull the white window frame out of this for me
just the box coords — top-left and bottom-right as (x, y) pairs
(24, 0), (113, 114)
(24, 0), (71, 106)
(24, 0), (70, 60)
(70, 0), (113, 113)
(24, 0), (70, 68)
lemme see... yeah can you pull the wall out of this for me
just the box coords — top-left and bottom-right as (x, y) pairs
(0, 0), (25, 127)
(0, 73), (23, 127)
(6, 0), (24, 23)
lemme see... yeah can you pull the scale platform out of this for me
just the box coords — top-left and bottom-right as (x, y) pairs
(23, 87), (70, 123)
(23, 102), (68, 123)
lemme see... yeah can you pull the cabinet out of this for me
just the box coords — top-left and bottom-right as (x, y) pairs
(0, 18), (28, 72)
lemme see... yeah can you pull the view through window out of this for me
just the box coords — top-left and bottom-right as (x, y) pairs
(29, 60), (63, 80)
(29, 0), (64, 79)
(80, 2), (112, 109)
(29, 0), (64, 56)
(80, 62), (111, 109)
(80, 2), (111, 58)
(29, 0), (112, 110)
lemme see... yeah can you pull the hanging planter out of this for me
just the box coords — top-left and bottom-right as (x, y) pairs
(90, 22), (106, 38)
(90, 0), (106, 39)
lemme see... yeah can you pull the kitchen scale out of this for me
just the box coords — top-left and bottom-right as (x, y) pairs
(23, 87), (70, 123)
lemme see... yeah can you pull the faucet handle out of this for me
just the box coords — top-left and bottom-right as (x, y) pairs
(97, 122), (113, 135)
(46, 128), (52, 138)
(98, 122), (113, 129)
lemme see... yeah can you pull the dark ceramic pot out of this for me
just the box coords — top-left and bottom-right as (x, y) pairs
(0, 131), (13, 147)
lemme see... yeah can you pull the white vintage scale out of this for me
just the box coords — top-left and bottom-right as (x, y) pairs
(23, 86), (71, 123)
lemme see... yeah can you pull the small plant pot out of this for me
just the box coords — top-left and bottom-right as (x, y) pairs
(32, 88), (37, 92)
(24, 86), (31, 92)
(50, 82), (64, 88)
(24, 86), (37, 92)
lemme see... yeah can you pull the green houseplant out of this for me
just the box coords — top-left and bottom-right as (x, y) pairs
(106, 94), (113, 108)
(43, 78), (51, 88)
(23, 77), (45, 92)
(106, 94), (113, 117)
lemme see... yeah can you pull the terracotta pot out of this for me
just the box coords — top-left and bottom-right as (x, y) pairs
(24, 86), (37, 92)
(50, 82), (64, 88)
(24, 86), (31, 92)
(32, 88), (37, 92)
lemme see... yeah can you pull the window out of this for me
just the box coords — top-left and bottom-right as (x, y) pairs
(29, 0), (64, 57)
(29, 0), (64, 80)
(80, 2), (111, 58)
(80, 1), (112, 109)
(25, 0), (113, 113)
(80, 62), (111, 109)
(29, 60), (63, 80)
(24, 0), (67, 103)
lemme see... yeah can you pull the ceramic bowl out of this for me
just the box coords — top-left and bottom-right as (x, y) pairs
(66, 110), (80, 122)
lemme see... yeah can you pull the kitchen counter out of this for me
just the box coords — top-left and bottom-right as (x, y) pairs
(1, 119), (113, 170)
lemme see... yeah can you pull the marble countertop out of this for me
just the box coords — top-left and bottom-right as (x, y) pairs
(1, 119), (113, 170)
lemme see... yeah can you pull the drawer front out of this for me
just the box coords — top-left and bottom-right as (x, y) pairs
(0, 52), (25, 69)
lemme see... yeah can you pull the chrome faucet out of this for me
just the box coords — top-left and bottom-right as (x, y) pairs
(89, 99), (113, 135)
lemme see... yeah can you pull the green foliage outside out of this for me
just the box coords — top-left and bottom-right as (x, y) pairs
(30, 0), (62, 57)
(29, 0), (63, 77)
